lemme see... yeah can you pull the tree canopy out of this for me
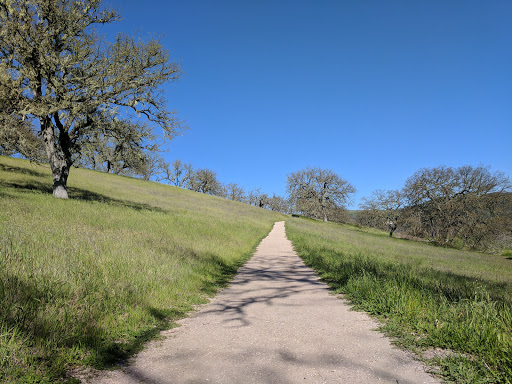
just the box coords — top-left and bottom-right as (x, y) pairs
(402, 165), (511, 247)
(287, 166), (355, 222)
(188, 168), (222, 196)
(0, 0), (183, 198)
(359, 189), (404, 237)
(358, 165), (512, 251)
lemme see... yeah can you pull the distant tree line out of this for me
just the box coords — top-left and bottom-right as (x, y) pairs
(3, 121), (511, 253)
(154, 163), (357, 220)
(357, 165), (512, 251)
(156, 159), (291, 212)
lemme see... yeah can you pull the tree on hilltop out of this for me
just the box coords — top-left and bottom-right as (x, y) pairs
(188, 168), (222, 195)
(287, 166), (356, 222)
(248, 187), (268, 208)
(225, 183), (246, 202)
(268, 194), (290, 213)
(0, 0), (183, 198)
(159, 159), (193, 188)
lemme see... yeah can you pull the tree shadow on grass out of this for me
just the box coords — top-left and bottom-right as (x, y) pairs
(298, 245), (512, 304)
(0, 269), (189, 382)
(0, 163), (49, 178)
(0, 180), (54, 195)
(0, 179), (166, 213)
(67, 187), (167, 213)
(0, 241), (261, 382)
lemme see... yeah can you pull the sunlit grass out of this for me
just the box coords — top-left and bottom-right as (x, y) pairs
(0, 156), (285, 383)
(286, 218), (512, 384)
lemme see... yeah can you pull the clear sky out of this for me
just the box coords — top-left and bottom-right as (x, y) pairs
(103, 0), (511, 208)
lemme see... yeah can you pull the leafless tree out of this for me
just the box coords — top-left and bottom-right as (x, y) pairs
(0, 118), (45, 161)
(134, 152), (162, 181)
(267, 194), (289, 213)
(74, 115), (161, 177)
(0, 77), (46, 161)
(159, 159), (193, 188)
(359, 189), (404, 237)
(402, 165), (511, 245)
(225, 183), (246, 202)
(357, 165), (511, 249)
(287, 166), (356, 222)
(248, 188), (269, 208)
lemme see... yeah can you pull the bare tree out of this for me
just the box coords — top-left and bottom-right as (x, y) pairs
(357, 165), (511, 248)
(134, 152), (162, 181)
(267, 194), (290, 213)
(287, 166), (356, 222)
(248, 187), (269, 208)
(0, 118), (45, 161)
(402, 165), (511, 245)
(359, 189), (404, 237)
(0, 0), (183, 198)
(159, 159), (193, 188)
(0, 77), (45, 161)
(225, 183), (246, 202)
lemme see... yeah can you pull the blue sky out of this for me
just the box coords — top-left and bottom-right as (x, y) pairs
(104, 0), (511, 208)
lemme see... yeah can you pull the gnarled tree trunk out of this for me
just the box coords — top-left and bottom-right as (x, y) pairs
(50, 158), (71, 199)
(41, 117), (72, 199)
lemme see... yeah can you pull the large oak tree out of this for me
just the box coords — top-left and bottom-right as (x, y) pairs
(0, 0), (182, 198)
(358, 165), (512, 250)
(402, 165), (511, 246)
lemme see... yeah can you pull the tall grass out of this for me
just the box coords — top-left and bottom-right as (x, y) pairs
(286, 218), (512, 383)
(0, 156), (285, 383)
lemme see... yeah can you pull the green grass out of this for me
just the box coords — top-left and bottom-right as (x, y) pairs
(0, 156), (285, 383)
(4, 155), (512, 383)
(286, 218), (512, 384)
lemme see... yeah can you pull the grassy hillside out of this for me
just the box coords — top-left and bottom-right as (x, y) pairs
(0, 156), (285, 383)
(3, 155), (511, 383)
(286, 218), (512, 383)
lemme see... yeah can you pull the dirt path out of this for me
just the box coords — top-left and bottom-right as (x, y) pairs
(84, 221), (439, 384)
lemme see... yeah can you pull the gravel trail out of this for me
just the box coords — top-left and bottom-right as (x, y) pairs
(84, 221), (439, 384)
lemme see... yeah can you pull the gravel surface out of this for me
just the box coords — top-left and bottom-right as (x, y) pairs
(83, 221), (439, 384)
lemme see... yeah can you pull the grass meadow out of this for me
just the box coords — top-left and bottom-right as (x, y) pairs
(0, 156), (285, 383)
(2, 155), (512, 383)
(286, 218), (512, 383)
